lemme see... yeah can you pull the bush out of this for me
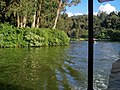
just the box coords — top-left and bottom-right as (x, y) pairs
(107, 29), (120, 41)
(0, 24), (70, 48)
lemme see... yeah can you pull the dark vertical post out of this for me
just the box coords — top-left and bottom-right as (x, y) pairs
(88, 0), (94, 90)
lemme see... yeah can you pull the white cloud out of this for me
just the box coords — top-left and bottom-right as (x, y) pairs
(93, 12), (98, 15)
(67, 12), (83, 17)
(67, 3), (117, 17)
(99, 3), (117, 14)
(74, 13), (83, 16)
(67, 12), (74, 17)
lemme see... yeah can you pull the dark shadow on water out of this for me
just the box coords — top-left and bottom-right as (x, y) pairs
(0, 43), (90, 90)
(0, 82), (33, 90)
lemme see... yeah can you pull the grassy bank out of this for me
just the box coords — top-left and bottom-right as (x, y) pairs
(70, 38), (118, 41)
(70, 38), (88, 41)
(0, 24), (70, 48)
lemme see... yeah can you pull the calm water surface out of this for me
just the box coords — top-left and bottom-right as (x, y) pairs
(0, 41), (120, 90)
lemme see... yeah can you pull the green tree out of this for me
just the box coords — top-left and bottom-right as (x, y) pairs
(53, 0), (81, 29)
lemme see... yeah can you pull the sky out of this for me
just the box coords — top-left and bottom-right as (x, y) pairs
(66, 0), (120, 17)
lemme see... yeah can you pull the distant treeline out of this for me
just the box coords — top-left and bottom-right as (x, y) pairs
(0, 0), (120, 41)
(64, 12), (120, 41)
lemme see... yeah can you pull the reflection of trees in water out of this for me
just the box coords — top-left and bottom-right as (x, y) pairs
(0, 47), (86, 90)
(58, 63), (86, 89)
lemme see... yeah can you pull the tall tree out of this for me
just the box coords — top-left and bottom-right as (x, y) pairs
(53, 0), (81, 29)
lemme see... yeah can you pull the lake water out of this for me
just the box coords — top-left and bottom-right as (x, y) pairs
(0, 41), (119, 90)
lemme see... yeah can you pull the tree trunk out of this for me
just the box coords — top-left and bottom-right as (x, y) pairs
(23, 16), (27, 27)
(39, 3), (42, 28)
(13, 11), (16, 18)
(53, 0), (62, 29)
(17, 14), (20, 27)
(32, 12), (36, 28)
(36, 11), (40, 28)
(36, 2), (42, 28)
(20, 16), (23, 27)
(36, 16), (40, 28)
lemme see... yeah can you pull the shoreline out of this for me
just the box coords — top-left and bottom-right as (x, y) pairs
(70, 38), (119, 42)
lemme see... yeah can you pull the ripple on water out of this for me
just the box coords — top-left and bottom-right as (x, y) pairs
(0, 41), (120, 90)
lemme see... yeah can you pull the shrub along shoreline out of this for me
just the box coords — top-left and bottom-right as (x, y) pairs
(0, 24), (70, 48)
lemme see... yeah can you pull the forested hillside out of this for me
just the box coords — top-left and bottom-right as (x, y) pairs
(0, 0), (120, 41)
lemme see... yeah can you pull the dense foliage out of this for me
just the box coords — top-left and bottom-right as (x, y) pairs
(0, 0), (80, 28)
(0, 23), (70, 47)
(0, 0), (120, 41)
(60, 12), (120, 41)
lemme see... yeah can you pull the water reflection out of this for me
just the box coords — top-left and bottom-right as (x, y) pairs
(94, 41), (120, 89)
(0, 46), (86, 90)
(0, 41), (119, 90)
